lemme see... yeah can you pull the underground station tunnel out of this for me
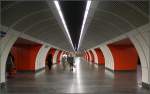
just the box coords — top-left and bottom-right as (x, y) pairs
(0, 0), (150, 94)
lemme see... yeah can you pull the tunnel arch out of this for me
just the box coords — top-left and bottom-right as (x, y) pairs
(12, 38), (42, 72)
(35, 45), (51, 71)
(107, 38), (138, 71)
(85, 52), (88, 61)
(84, 51), (88, 61)
(57, 50), (62, 64)
(0, 29), (54, 84)
(91, 49), (98, 64)
(89, 50), (94, 63)
(129, 31), (150, 85)
(100, 45), (114, 70)
(0, 31), (19, 83)
(53, 49), (59, 64)
(94, 48), (105, 65)
(86, 51), (91, 62)
(46, 47), (57, 64)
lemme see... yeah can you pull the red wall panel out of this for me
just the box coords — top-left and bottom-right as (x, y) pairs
(57, 51), (62, 64)
(108, 45), (138, 70)
(11, 45), (41, 71)
(46, 48), (56, 64)
(94, 48), (105, 64)
(89, 50), (94, 63)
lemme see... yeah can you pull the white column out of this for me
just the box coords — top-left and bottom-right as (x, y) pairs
(91, 49), (98, 64)
(53, 50), (60, 64)
(87, 51), (92, 62)
(100, 45), (114, 70)
(0, 31), (19, 83)
(85, 53), (87, 60)
(35, 45), (51, 71)
(129, 30), (150, 85)
(59, 51), (64, 64)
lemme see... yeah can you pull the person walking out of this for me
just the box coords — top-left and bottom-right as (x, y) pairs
(6, 53), (15, 78)
(67, 54), (74, 71)
(47, 54), (53, 70)
(62, 53), (67, 70)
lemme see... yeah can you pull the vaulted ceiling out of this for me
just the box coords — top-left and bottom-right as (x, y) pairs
(1, 0), (150, 51)
(79, 0), (149, 51)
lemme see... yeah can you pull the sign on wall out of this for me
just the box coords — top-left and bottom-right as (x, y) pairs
(0, 31), (6, 38)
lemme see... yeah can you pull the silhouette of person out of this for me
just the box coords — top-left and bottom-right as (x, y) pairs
(67, 54), (74, 71)
(47, 54), (53, 70)
(6, 53), (14, 77)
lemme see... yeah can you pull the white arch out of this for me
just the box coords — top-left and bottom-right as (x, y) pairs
(129, 31), (150, 85)
(53, 50), (60, 64)
(91, 49), (98, 64)
(100, 45), (114, 70)
(59, 51), (64, 64)
(85, 52), (88, 60)
(83, 51), (87, 61)
(85, 52), (88, 61)
(35, 45), (51, 71)
(87, 51), (92, 62)
(0, 31), (19, 83)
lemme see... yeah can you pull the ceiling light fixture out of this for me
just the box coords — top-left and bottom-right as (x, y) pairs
(54, 0), (74, 50)
(78, 0), (91, 51)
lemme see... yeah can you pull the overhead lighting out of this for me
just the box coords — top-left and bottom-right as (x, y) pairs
(54, 0), (74, 50)
(78, 0), (91, 50)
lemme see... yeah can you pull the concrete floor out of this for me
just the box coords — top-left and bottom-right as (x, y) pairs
(1, 57), (150, 94)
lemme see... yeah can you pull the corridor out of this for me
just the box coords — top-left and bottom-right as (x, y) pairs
(1, 0), (150, 93)
(1, 58), (149, 94)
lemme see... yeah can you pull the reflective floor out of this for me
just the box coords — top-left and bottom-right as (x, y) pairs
(1, 57), (150, 94)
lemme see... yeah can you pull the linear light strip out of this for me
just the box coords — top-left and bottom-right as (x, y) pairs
(54, 1), (74, 50)
(78, 0), (91, 50)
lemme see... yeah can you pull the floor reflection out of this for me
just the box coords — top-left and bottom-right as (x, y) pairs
(1, 58), (149, 94)
(67, 57), (84, 93)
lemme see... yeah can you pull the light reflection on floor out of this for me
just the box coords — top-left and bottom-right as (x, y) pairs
(68, 57), (84, 93)
(1, 58), (149, 94)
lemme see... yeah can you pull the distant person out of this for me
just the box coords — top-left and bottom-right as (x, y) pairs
(47, 54), (53, 70)
(62, 53), (67, 70)
(67, 54), (75, 71)
(6, 53), (14, 77)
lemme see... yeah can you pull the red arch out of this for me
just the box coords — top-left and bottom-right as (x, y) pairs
(85, 52), (87, 60)
(89, 50), (94, 63)
(46, 48), (56, 64)
(108, 45), (138, 70)
(84, 52), (87, 60)
(107, 38), (139, 70)
(94, 48), (105, 64)
(12, 43), (42, 71)
(57, 50), (62, 64)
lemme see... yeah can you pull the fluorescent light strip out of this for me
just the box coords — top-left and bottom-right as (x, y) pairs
(78, 0), (91, 50)
(54, 1), (74, 50)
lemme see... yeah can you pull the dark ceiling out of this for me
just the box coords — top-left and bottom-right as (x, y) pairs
(59, 1), (86, 50)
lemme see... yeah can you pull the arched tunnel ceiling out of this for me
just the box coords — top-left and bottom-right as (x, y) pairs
(1, 1), (73, 51)
(79, 0), (149, 51)
(1, 0), (150, 51)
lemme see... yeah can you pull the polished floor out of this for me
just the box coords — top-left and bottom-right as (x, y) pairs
(1, 57), (150, 94)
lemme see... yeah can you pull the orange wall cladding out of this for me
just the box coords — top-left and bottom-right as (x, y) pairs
(94, 48), (105, 65)
(12, 45), (41, 71)
(86, 52), (90, 61)
(47, 48), (56, 63)
(89, 50), (95, 63)
(57, 51), (62, 64)
(108, 45), (138, 71)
